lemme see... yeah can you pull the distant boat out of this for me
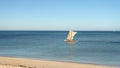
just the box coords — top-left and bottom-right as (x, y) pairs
(64, 30), (77, 42)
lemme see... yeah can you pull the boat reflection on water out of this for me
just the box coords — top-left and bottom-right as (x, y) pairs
(67, 41), (77, 47)
(66, 41), (78, 62)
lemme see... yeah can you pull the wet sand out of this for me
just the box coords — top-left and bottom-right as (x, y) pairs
(0, 56), (114, 68)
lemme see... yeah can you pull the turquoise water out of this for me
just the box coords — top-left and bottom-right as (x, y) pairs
(0, 31), (120, 66)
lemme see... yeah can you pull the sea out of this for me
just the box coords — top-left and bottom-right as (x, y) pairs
(0, 31), (120, 66)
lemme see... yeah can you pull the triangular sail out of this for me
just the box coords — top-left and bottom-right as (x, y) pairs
(67, 30), (77, 40)
(71, 31), (77, 40)
(67, 30), (72, 40)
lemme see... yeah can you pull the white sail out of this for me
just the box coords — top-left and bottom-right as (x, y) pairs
(66, 30), (77, 41)
(67, 30), (72, 40)
(71, 31), (77, 40)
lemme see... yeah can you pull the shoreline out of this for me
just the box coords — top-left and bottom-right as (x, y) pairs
(0, 56), (115, 68)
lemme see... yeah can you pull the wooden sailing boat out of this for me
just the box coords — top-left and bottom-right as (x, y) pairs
(64, 30), (77, 42)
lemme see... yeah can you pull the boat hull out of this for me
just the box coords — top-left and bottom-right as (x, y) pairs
(64, 39), (76, 42)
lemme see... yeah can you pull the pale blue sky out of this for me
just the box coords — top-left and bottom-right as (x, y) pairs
(0, 0), (120, 31)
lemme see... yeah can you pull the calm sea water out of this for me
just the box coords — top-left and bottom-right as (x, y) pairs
(0, 31), (120, 66)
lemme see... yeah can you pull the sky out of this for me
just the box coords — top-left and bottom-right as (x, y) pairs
(0, 0), (120, 31)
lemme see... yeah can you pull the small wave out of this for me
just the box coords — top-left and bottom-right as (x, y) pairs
(108, 41), (120, 43)
(77, 40), (120, 43)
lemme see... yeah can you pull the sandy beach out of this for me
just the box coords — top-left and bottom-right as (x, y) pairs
(0, 56), (115, 68)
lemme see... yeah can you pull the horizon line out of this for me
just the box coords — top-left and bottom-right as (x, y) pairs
(0, 30), (120, 31)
